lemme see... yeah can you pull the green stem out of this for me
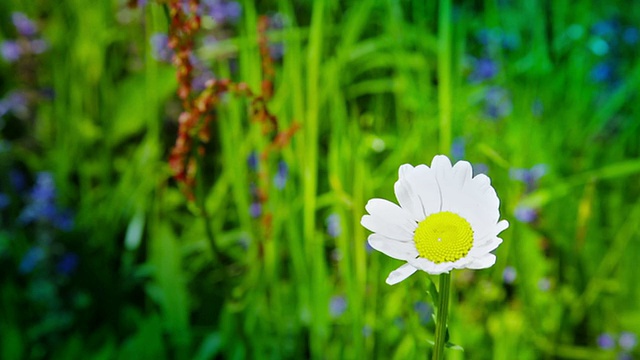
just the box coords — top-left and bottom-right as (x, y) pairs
(432, 272), (451, 360)
(194, 144), (221, 263)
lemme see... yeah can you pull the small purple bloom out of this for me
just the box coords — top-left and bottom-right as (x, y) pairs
(57, 253), (79, 275)
(414, 301), (433, 325)
(502, 266), (517, 284)
(362, 325), (372, 337)
(619, 332), (637, 351)
(451, 138), (465, 161)
(274, 160), (288, 190)
(483, 87), (512, 120)
(29, 39), (48, 54)
(247, 152), (259, 170)
(249, 202), (262, 218)
(597, 333), (616, 350)
(150, 33), (173, 63)
(11, 12), (38, 37)
(473, 163), (488, 176)
(0, 91), (29, 119)
(329, 295), (347, 318)
(532, 99), (544, 117)
(510, 164), (547, 192)
(537, 278), (550, 291)
(10, 169), (26, 191)
(1, 41), (22, 62)
(0, 193), (10, 210)
(469, 58), (498, 82)
(53, 210), (74, 231)
(326, 213), (341, 238)
(591, 62), (615, 83)
(623, 27), (639, 45)
(514, 205), (537, 223)
(203, 0), (242, 24)
(19, 246), (46, 274)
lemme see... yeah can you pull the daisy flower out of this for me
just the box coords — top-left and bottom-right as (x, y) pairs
(361, 155), (509, 285)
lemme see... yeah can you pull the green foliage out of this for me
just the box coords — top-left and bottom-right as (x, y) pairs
(0, 0), (639, 359)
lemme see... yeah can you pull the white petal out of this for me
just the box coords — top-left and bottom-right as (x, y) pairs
(398, 164), (415, 179)
(495, 220), (509, 234)
(361, 215), (413, 241)
(368, 234), (418, 260)
(469, 237), (503, 257)
(408, 257), (454, 275)
(404, 165), (441, 216)
(365, 198), (417, 233)
(466, 254), (496, 269)
(386, 263), (418, 285)
(394, 179), (423, 221)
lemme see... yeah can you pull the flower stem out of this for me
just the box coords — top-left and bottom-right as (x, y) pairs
(432, 272), (451, 360)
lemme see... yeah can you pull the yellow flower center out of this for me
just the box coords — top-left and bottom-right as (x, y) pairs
(413, 211), (474, 263)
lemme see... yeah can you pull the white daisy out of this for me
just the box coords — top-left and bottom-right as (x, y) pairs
(361, 155), (509, 285)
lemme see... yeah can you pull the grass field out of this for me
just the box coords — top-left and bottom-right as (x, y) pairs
(1, 0), (639, 359)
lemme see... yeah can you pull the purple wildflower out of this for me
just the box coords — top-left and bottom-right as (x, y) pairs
(623, 27), (639, 45)
(451, 137), (465, 161)
(247, 152), (259, 170)
(249, 202), (262, 218)
(502, 266), (517, 284)
(150, 33), (173, 63)
(29, 39), (48, 54)
(414, 301), (433, 325)
(532, 99), (544, 117)
(329, 295), (347, 318)
(57, 253), (79, 275)
(483, 87), (512, 120)
(597, 333), (616, 350)
(203, 0), (242, 24)
(469, 58), (498, 82)
(510, 164), (547, 192)
(274, 160), (288, 190)
(473, 163), (488, 176)
(619, 332), (637, 351)
(326, 213), (341, 238)
(1, 41), (22, 62)
(19, 246), (46, 274)
(0, 193), (10, 210)
(12, 12), (38, 37)
(537, 278), (550, 291)
(514, 205), (537, 223)
(10, 169), (26, 191)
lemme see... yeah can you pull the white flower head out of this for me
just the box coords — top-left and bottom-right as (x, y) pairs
(361, 155), (509, 285)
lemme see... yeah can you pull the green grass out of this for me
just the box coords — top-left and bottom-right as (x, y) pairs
(1, 0), (640, 359)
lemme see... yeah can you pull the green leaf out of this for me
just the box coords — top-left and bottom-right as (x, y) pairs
(445, 342), (464, 351)
(427, 277), (439, 306)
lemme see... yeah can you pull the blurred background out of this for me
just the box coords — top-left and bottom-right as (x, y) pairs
(1, 0), (639, 359)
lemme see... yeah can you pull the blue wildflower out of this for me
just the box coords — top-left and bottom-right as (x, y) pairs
(0, 193), (10, 210)
(203, 0), (242, 24)
(0, 41), (22, 63)
(29, 39), (48, 54)
(362, 325), (372, 337)
(150, 33), (173, 63)
(591, 62), (615, 83)
(598, 333), (616, 350)
(469, 58), (498, 82)
(623, 27), (639, 45)
(537, 278), (550, 291)
(329, 295), (347, 318)
(19, 246), (46, 274)
(483, 87), (512, 120)
(19, 172), (74, 230)
(414, 301), (433, 325)
(451, 137), (465, 161)
(532, 99), (544, 117)
(326, 213), (341, 238)
(473, 163), (488, 176)
(0, 91), (29, 118)
(57, 253), (79, 275)
(247, 152), (259, 171)
(11, 12), (38, 37)
(619, 332), (637, 351)
(510, 164), (547, 192)
(249, 202), (262, 218)
(591, 20), (618, 38)
(274, 160), (288, 190)
(514, 205), (537, 223)
(502, 266), (517, 284)
(10, 169), (26, 191)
